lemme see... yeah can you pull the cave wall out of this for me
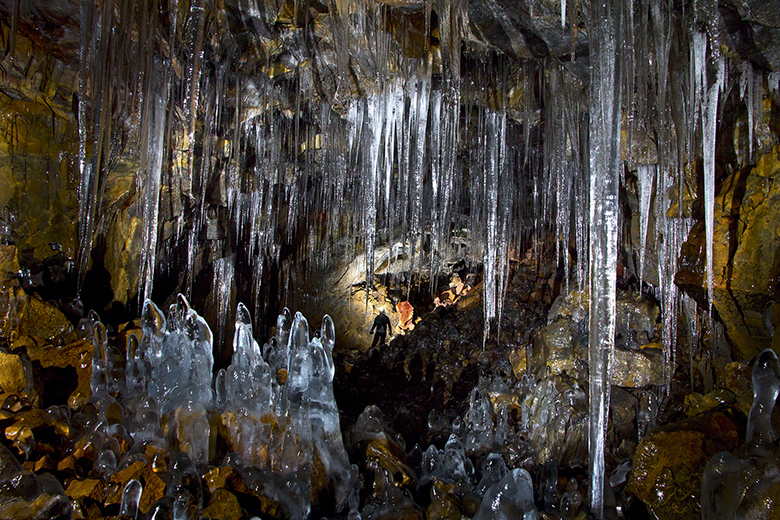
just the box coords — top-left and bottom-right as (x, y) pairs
(0, 0), (779, 364)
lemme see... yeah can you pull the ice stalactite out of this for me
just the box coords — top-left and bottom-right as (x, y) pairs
(562, 0), (567, 27)
(544, 60), (587, 294)
(481, 110), (508, 347)
(211, 254), (236, 350)
(588, 0), (623, 517)
(702, 43), (723, 314)
(138, 62), (169, 306)
(76, 0), (121, 291)
(637, 164), (655, 285)
(692, 0), (724, 315)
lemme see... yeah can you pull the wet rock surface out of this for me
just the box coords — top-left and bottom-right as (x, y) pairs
(626, 408), (744, 520)
(677, 142), (780, 360)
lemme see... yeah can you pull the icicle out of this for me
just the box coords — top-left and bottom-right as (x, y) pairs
(211, 255), (236, 350)
(637, 164), (656, 285)
(588, 0), (623, 517)
(703, 44), (723, 313)
(769, 72), (780, 94)
(683, 294), (699, 392)
(482, 111), (507, 347)
(138, 60), (169, 305)
(562, 0), (567, 27)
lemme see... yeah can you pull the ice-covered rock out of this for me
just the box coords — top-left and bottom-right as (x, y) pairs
(701, 348), (780, 519)
(523, 375), (588, 466)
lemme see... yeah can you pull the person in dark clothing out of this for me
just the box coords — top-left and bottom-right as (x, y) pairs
(370, 308), (392, 349)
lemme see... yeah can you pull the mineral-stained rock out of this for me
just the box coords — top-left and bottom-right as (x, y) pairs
(204, 465), (251, 495)
(0, 246), (20, 278)
(538, 289), (663, 386)
(396, 301), (415, 330)
(33, 454), (56, 473)
(65, 478), (106, 503)
(610, 344), (668, 388)
(30, 339), (93, 409)
(508, 347), (527, 379)
(4, 409), (50, 441)
(684, 389), (737, 417)
(0, 351), (29, 395)
(106, 460), (166, 514)
(677, 144), (780, 359)
(627, 409), (743, 520)
(202, 488), (244, 520)
(723, 361), (755, 416)
(0, 285), (73, 341)
(365, 433), (417, 488)
(426, 480), (466, 520)
(104, 206), (143, 305)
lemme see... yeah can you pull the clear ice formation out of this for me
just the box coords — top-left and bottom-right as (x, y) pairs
(0, 442), (73, 519)
(746, 348), (780, 456)
(587, 0), (623, 515)
(86, 297), (356, 518)
(472, 468), (540, 520)
(119, 479), (142, 520)
(701, 348), (780, 519)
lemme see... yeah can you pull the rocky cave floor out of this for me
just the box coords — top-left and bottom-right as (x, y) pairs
(0, 251), (779, 520)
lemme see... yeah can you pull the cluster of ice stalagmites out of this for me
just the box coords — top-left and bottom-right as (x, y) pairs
(701, 348), (780, 519)
(83, 295), (355, 519)
(215, 305), (356, 517)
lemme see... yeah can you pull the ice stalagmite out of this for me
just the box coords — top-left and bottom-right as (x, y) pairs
(309, 315), (354, 510)
(286, 312), (314, 519)
(588, 0), (623, 517)
(746, 349), (780, 456)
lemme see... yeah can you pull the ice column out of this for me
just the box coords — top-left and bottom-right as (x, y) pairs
(588, 0), (623, 517)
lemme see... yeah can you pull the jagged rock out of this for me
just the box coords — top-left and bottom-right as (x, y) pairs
(203, 465), (251, 495)
(610, 343), (668, 388)
(621, 114), (659, 166)
(721, 0), (780, 71)
(610, 386), (639, 441)
(396, 301), (415, 330)
(677, 144), (780, 359)
(104, 206), (142, 305)
(508, 347), (527, 379)
(106, 460), (166, 514)
(0, 285), (73, 341)
(4, 409), (50, 443)
(0, 246), (20, 278)
(0, 351), (29, 395)
(30, 339), (93, 409)
(723, 361), (756, 416)
(64, 478), (106, 503)
(202, 488), (243, 520)
(365, 434), (417, 488)
(627, 409), (743, 520)
(684, 389), (737, 417)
